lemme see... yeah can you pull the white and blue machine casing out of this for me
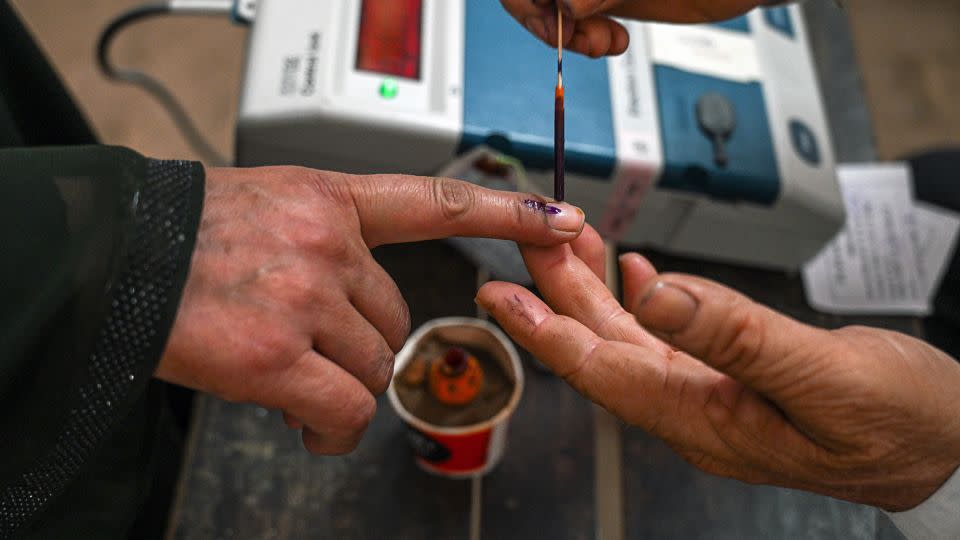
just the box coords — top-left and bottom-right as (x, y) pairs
(236, 0), (844, 270)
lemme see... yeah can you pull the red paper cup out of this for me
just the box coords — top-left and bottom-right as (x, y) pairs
(387, 317), (524, 478)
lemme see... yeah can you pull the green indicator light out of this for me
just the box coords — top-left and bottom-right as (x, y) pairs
(380, 78), (399, 99)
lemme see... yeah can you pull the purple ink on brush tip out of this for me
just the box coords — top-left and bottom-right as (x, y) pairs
(523, 199), (562, 215)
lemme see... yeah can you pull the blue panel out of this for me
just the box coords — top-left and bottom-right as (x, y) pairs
(763, 7), (795, 38)
(654, 66), (780, 205)
(710, 16), (750, 33)
(460, 2), (616, 179)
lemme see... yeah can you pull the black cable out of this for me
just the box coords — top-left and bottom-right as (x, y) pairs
(97, 3), (230, 166)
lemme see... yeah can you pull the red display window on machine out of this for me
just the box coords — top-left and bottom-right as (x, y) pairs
(356, 0), (423, 80)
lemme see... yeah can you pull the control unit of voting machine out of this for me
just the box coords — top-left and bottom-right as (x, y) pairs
(236, 0), (844, 270)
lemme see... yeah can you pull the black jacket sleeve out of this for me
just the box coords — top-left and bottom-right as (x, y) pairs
(0, 146), (204, 537)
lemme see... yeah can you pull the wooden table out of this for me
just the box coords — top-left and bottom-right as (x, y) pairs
(170, 3), (913, 539)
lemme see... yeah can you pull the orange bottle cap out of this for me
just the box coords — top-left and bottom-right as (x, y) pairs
(429, 348), (484, 406)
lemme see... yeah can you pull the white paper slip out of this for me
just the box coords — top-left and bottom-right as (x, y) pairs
(914, 201), (960, 297)
(802, 163), (959, 316)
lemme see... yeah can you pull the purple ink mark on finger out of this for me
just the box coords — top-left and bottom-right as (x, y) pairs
(507, 293), (538, 328)
(523, 199), (546, 212)
(523, 199), (563, 215)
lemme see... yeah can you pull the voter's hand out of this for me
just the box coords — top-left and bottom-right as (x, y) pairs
(500, 0), (775, 57)
(156, 166), (584, 455)
(477, 227), (960, 511)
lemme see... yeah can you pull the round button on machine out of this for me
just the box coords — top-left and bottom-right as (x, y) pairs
(789, 119), (821, 166)
(379, 78), (399, 99)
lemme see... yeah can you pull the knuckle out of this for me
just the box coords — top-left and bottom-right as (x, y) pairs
(579, 339), (608, 370)
(368, 346), (396, 396)
(249, 261), (314, 310)
(274, 265), (318, 308)
(683, 451), (722, 476)
(294, 220), (333, 249)
(823, 336), (861, 367)
(567, 337), (609, 388)
(221, 325), (296, 402)
(298, 266), (329, 304)
(244, 352), (281, 383)
(261, 268), (298, 302)
(303, 168), (352, 202)
(513, 195), (529, 227)
(703, 386), (739, 433)
(524, 308), (553, 342)
(312, 394), (375, 455)
(836, 324), (869, 336)
(593, 306), (631, 339)
(628, 349), (676, 433)
(244, 334), (294, 378)
(710, 300), (766, 373)
(388, 299), (412, 353)
(432, 177), (475, 221)
(345, 393), (377, 433)
(235, 180), (270, 205)
(304, 223), (352, 260)
(679, 450), (759, 485)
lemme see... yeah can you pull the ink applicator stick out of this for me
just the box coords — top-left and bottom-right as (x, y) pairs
(554, 5), (565, 202)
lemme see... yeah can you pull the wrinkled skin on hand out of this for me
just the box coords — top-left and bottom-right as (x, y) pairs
(157, 166), (585, 455)
(500, 0), (770, 57)
(477, 225), (960, 511)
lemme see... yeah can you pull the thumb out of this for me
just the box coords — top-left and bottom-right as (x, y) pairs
(349, 174), (585, 247)
(620, 253), (832, 402)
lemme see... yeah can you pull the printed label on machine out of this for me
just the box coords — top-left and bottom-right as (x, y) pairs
(599, 21), (661, 241)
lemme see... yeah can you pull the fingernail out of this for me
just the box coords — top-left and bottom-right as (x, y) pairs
(634, 282), (698, 333)
(524, 17), (548, 41)
(523, 199), (584, 233)
(546, 203), (585, 233)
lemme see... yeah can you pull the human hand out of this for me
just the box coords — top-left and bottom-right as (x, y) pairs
(499, 0), (771, 57)
(476, 228), (960, 511)
(157, 166), (585, 455)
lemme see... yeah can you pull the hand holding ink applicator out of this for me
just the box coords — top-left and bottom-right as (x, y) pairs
(519, 7), (579, 228)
